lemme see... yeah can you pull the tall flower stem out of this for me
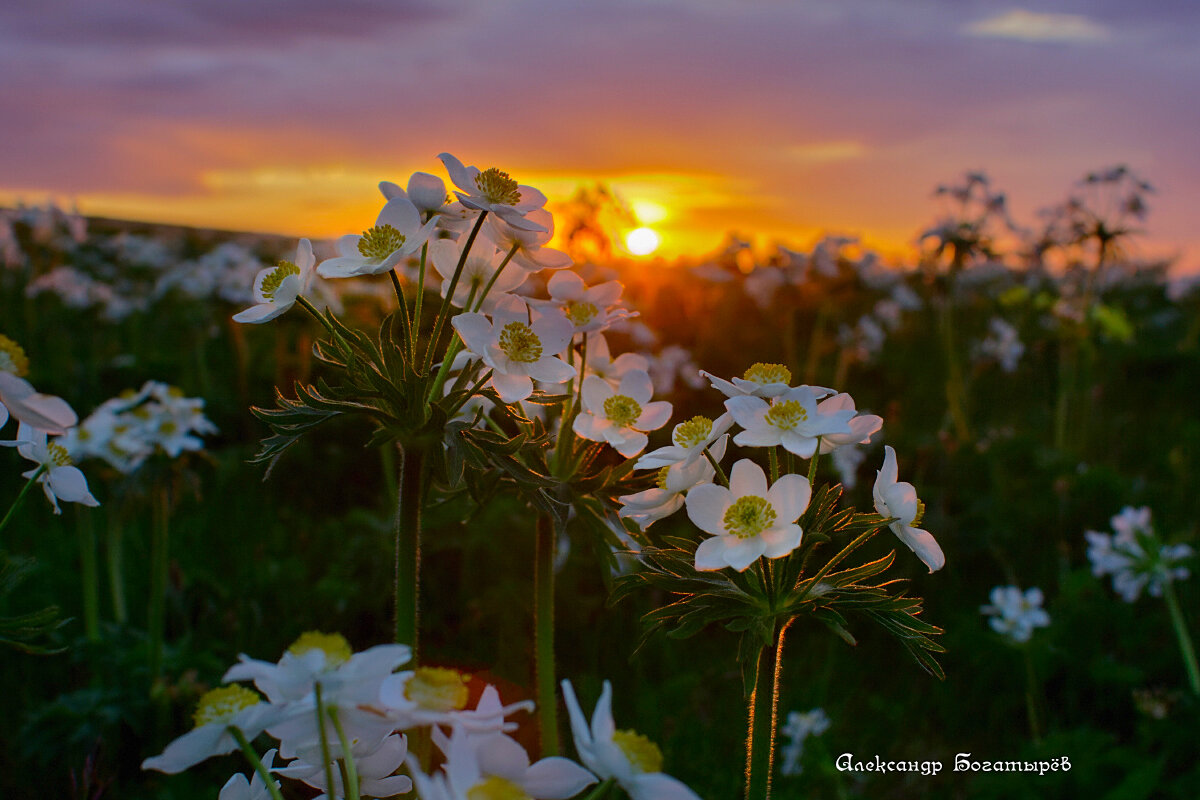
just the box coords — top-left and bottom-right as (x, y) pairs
(77, 508), (100, 642)
(1022, 648), (1042, 744)
(315, 683), (338, 800)
(395, 444), (424, 658)
(423, 211), (488, 375)
(230, 726), (286, 800)
(535, 513), (560, 757)
(1163, 580), (1200, 695)
(330, 706), (362, 800)
(106, 514), (128, 623)
(745, 619), (791, 800)
(0, 465), (45, 537)
(937, 264), (971, 444)
(147, 484), (171, 683)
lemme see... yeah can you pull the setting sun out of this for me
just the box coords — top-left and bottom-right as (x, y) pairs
(625, 226), (660, 256)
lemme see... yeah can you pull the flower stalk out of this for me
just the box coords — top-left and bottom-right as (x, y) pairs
(229, 725), (286, 800)
(77, 507), (100, 642)
(535, 512), (560, 757)
(147, 484), (171, 682)
(0, 465), (46, 537)
(745, 619), (791, 800)
(395, 443), (424, 658)
(1163, 580), (1200, 695)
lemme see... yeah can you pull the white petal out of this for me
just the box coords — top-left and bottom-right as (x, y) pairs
(47, 466), (99, 507)
(760, 524), (803, 558)
(728, 459), (769, 498)
(896, 526), (945, 573)
(684, 483), (732, 535)
(523, 757), (598, 798)
(491, 372), (533, 404)
(635, 401), (672, 432)
(766, 474), (811, 523)
(694, 536), (730, 571)
(629, 772), (703, 800)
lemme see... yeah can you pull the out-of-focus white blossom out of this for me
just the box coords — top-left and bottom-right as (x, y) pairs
(779, 708), (830, 777)
(981, 586), (1050, 644)
(1085, 506), (1192, 603)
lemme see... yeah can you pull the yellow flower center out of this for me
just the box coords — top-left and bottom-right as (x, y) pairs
(466, 776), (532, 800)
(46, 442), (72, 467)
(765, 400), (807, 431)
(474, 168), (522, 206)
(357, 224), (407, 260)
(673, 416), (712, 449)
(604, 394), (642, 428)
(911, 500), (925, 527)
(404, 667), (470, 711)
(723, 496), (777, 539)
(287, 631), (352, 669)
(261, 260), (300, 301)
(498, 322), (543, 363)
(655, 465), (671, 491)
(193, 685), (261, 728)
(564, 300), (599, 327)
(159, 420), (178, 435)
(0, 335), (30, 377)
(743, 363), (791, 385)
(167, 386), (185, 398)
(612, 729), (664, 774)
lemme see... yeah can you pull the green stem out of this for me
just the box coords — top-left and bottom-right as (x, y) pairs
(471, 243), (520, 313)
(1163, 580), (1200, 695)
(329, 704), (362, 800)
(807, 439), (821, 485)
(1022, 648), (1042, 745)
(395, 444), (424, 659)
(391, 269), (416, 362)
(794, 528), (876, 605)
(147, 485), (170, 683)
(315, 683), (338, 800)
(768, 447), (779, 483)
(579, 778), (616, 800)
(745, 620), (790, 800)
(106, 515), (127, 624)
(0, 465), (46, 537)
(535, 513), (560, 757)
(77, 508), (100, 642)
(424, 211), (488, 375)
(704, 447), (729, 488)
(229, 725), (286, 800)
(296, 295), (336, 337)
(413, 240), (429, 337)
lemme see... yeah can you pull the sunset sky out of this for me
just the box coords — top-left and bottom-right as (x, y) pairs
(2, 1), (1197, 269)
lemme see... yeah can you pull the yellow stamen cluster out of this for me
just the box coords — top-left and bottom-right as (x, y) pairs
(723, 496), (777, 539)
(911, 499), (925, 528)
(743, 363), (791, 385)
(287, 631), (352, 669)
(404, 667), (471, 711)
(474, 167), (522, 206)
(604, 394), (642, 428)
(261, 260), (300, 300)
(193, 685), (261, 728)
(673, 416), (713, 449)
(46, 442), (72, 467)
(357, 224), (407, 260)
(498, 322), (543, 363)
(655, 465), (671, 491)
(466, 776), (533, 800)
(564, 300), (599, 327)
(0, 334), (30, 377)
(765, 400), (807, 431)
(612, 729), (664, 774)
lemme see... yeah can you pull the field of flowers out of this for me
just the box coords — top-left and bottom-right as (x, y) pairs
(1, 161), (1197, 800)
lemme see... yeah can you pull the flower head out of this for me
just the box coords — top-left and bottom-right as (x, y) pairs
(143, 686), (281, 774)
(726, 385), (854, 459)
(318, 197), (437, 279)
(487, 208), (573, 272)
(233, 239), (317, 323)
(685, 459), (810, 572)
(528, 272), (633, 335)
(873, 446), (944, 573)
(0, 335), (77, 435)
(439, 153), (549, 233)
(1085, 506), (1192, 602)
(980, 586), (1050, 644)
(619, 435), (728, 530)
(572, 370), (672, 458)
(12, 423), (99, 513)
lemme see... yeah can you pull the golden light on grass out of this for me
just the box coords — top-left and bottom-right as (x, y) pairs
(625, 226), (660, 256)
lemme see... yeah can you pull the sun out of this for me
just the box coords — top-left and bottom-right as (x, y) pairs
(625, 227), (660, 256)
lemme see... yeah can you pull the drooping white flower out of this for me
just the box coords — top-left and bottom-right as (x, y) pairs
(560, 680), (701, 800)
(726, 385), (855, 459)
(487, 208), (573, 272)
(873, 446), (943, 573)
(0, 335), (77, 435)
(233, 239), (318, 324)
(572, 371), (672, 458)
(620, 436), (727, 530)
(142, 685), (283, 774)
(438, 153), (549, 233)
(318, 197), (437, 279)
(452, 296), (575, 404)
(219, 749), (280, 800)
(686, 459), (810, 572)
(12, 423), (99, 514)
(814, 394), (882, 454)
(980, 586), (1050, 644)
(428, 228), (526, 313)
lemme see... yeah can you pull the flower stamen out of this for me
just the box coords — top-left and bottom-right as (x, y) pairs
(765, 399), (807, 431)
(743, 362), (791, 385)
(474, 168), (522, 206)
(564, 300), (599, 327)
(0, 334), (30, 377)
(193, 685), (261, 729)
(498, 322), (543, 363)
(466, 776), (533, 800)
(357, 224), (407, 260)
(287, 631), (352, 668)
(723, 496), (777, 539)
(612, 729), (664, 774)
(673, 416), (713, 449)
(604, 395), (642, 428)
(260, 260), (300, 300)
(404, 667), (470, 711)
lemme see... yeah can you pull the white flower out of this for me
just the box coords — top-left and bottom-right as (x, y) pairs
(12, 423), (99, 513)
(487, 208), (573, 272)
(429, 228), (526, 313)
(686, 459), (810, 572)
(380, 172), (450, 216)
(636, 413), (733, 469)
(701, 362), (826, 399)
(813, 393), (882, 454)
(143, 685), (283, 774)
(779, 709), (830, 777)
(233, 239), (317, 324)
(726, 385), (855, 459)
(1085, 507), (1192, 603)
(275, 733), (412, 800)
(452, 296), (575, 404)
(438, 153), (549, 233)
(529, 272), (633, 335)
(977, 317), (1024, 372)
(873, 446), (943, 573)
(572, 371), (672, 458)
(318, 197), (437, 279)
(581, 334), (649, 389)
(219, 749), (280, 800)
(380, 670), (533, 733)
(620, 436), (728, 530)
(560, 680), (701, 800)
(0, 335), (77, 435)
(830, 445), (866, 489)
(981, 586), (1050, 644)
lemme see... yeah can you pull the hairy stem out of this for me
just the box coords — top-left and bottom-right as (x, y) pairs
(395, 444), (424, 659)
(535, 513), (560, 757)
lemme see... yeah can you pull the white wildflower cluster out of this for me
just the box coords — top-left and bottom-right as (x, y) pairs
(1085, 506), (1193, 603)
(614, 360), (944, 575)
(144, 633), (701, 800)
(61, 381), (217, 473)
(976, 317), (1024, 373)
(779, 707), (830, 777)
(981, 586), (1050, 644)
(26, 265), (150, 321)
